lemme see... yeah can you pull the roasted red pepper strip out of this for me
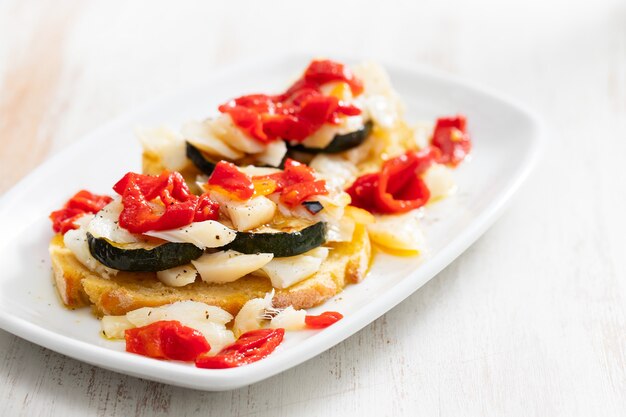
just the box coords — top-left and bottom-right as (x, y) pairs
(302, 59), (363, 95)
(195, 328), (285, 369)
(374, 148), (435, 213)
(305, 311), (344, 329)
(125, 320), (211, 362)
(207, 161), (255, 200)
(344, 172), (379, 212)
(218, 59), (362, 143)
(113, 171), (219, 234)
(252, 158), (328, 207)
(280, 180), (328, 207)
(346, 148), (437, 214)
(49, 190), (113, 234)
(279, 158), (317, 186)
(431, 114), (472, 167)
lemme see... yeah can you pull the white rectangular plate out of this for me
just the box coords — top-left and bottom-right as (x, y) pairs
(0, 55), (542, 391)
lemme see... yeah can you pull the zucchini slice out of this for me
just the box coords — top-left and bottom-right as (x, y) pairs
(87, 232), (204, 272)
(287, 121), (373, 154)
(186, 141), (218, 176)
(225, 221), (327, 258)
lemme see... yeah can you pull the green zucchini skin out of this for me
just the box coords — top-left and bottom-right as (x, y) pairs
(186, 142), (218, 176)
(287, 121), (373, 154)
(225, 222), (326, 258)
(87, 233), (204, 272)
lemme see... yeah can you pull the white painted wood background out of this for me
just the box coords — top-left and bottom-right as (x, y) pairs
(0, 0), (625, 415)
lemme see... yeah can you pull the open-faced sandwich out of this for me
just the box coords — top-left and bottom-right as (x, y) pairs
(48, 59), (472, 368)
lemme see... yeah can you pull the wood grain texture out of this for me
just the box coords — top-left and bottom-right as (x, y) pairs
(0, 0), (625, 415)
(0, 1), (80, 193)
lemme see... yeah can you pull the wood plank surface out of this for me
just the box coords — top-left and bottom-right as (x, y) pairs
(0, 0), (624, 415)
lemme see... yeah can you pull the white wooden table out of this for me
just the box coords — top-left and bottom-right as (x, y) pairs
(1, 0), (625, 415)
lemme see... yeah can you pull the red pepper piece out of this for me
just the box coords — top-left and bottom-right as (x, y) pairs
(222, 105), (269, 142)
(125, 320), (211, 362)
(262, 113), (315, 142)
(114, 172), (167, 199)
(64, 190), (113, 213)
(305, 311), (344, 329)
(114, 171), (219, 234)
(49, 190), (113, 234)
(195, 328), (285, 369)
(346, 148), (437, 214)
(290, 59), (364, 97)
(344, 172), (379, 212)
(374, 148), (436, 213)
(299, 94), (338, 124)
(431, 114), (472, 167)
(207, 161), (255, 200)
(49, 208), (85, 234)
(280, 180), (328, 207)
(195, 195), (221, 220)
(280, 158), (317, 187)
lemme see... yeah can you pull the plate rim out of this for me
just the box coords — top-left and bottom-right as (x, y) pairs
(0, 53), (544, 391)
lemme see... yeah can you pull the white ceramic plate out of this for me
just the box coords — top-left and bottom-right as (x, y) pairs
(0, 55), (542, 391)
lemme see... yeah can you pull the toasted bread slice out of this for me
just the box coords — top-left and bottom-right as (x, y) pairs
(49, 223), (370, 316)
(47, 149), (369, 316)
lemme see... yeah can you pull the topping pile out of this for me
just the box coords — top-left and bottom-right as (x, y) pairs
(48, 58), (472, 368)
(219, 60), (363, 143)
